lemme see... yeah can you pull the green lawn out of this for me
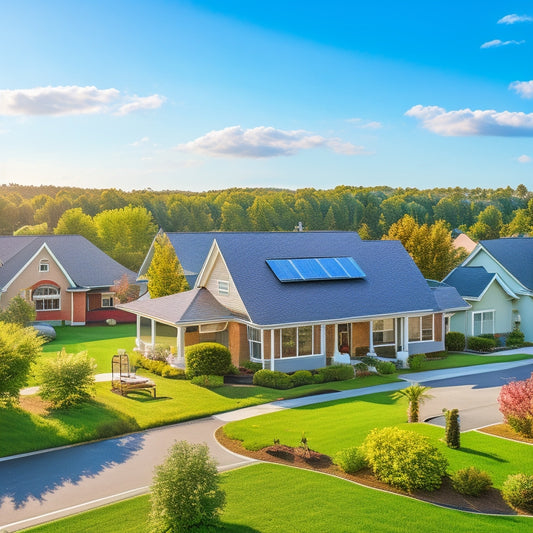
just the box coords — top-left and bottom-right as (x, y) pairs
(23, 463), (532, 533)
(223, 391), (533, 489)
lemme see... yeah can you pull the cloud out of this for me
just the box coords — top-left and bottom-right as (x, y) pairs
(518, 154), (531, 163)
(130, 136), (150, 147)
(0, 86), (164, 116)
(498, 14), (533, 25)
(480, 39), (525, 49)
(509, 80), (533, 99)
(405, 105), (533, 136)
(176, 125), (366, 158)
(347, 118), (383, 129)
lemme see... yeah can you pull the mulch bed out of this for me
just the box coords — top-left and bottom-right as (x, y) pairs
(215, 428), (521, 516)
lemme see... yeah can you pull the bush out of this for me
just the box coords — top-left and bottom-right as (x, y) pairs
(0, 295), (36, 327)
(360, 427), (448, 492)
(451, 467), (492, 496)
(334, 447), (367, 474)
(38, 349), (97, 409)
(506, 328), (525, 347)
(185, 342), (232, 378)
(354, 362), (369, 375)
(315, 364), (354, 382)
(360, 356), (379, 366)
(425, 350), (448, 359)
(240, 361), (263, 373)
(290, 370), (314, 386)
(161, 366), (186, 379)
(467, 336), (497, 352)
(501, 473), (533, 513)
(498, 373), (533, 437)
(190, 375), (224, 388)
(149, 441), (226, 532)
(443, 408), (460, 449)
(407, 354), (425, 370)
(445, 331), (465, 352)
(375, 361), (396, 375)
(253, 369), (294, 389)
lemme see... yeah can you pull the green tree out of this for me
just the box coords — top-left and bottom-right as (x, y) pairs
(392, 383), (433, 423)
(147, 233), (189, 298)
(469, 205), (503, 240)
(0, 322), (44, 404)
(149, 441), (226, 533)
(0, 296), (36, 326)
(13, 222), (48, 235)
(54, 208), (99, 244)
(220, 201), (251, 231)
(38, 349), (97, 408)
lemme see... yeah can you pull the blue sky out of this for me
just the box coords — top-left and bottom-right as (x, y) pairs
(1, 1), (532, 192)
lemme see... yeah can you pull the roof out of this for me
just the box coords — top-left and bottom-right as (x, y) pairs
(431, 286), (471, 312)
(118, 287), (240, 325)
(443, 266), (496, 299)
(477, 238), (533, 291)
(453, 232), (477, 253)
(0, 235), (137, 289)
(208, 232), (447, 326)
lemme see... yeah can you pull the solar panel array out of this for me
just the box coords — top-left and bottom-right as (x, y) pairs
(266, 257), (366, 283)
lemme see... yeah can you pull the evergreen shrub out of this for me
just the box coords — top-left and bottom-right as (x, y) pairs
(334, 447), (367, 474)
(290, 370), (314, 386)
(407, 354), (425, 370)
(253, 369), (293, 389)
(501, 473), (533, 513)
(375, 361), (396, 375)
(185, 342), (232, 378)
(445, 331), (465, 351)
(467, 336), (497, 352)
(451, 467), (492, 496)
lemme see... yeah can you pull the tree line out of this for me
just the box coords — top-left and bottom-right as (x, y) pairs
(1, 183), (531, 274)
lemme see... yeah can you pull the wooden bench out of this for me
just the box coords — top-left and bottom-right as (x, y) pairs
(112, 375), (157, 398)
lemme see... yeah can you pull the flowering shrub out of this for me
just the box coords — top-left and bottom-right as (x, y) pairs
(498, 373), (533, 437)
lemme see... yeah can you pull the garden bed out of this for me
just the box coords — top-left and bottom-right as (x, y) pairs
(215, 428), (521, 516)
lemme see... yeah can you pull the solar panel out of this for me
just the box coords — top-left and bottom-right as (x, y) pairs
(266, 257), (365, 282)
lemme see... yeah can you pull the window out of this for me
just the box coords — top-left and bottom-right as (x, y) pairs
(473, 311), (494, 336)
(217, 280), (229, 295)
(373, 319), (395, 345)
(247, 326), (262, 359)
(39, 260), (49, 272)
(338, 323), (351, 352)
(33, 285), (60, 311)
(282, 326), (314, 357)
(409, 315), (433, 342)
(101, 294), (114, 308)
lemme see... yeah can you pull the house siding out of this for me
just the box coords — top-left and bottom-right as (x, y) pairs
(228, 322), (248, 365)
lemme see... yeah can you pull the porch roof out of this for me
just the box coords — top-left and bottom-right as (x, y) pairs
(118, 288), (241, 325)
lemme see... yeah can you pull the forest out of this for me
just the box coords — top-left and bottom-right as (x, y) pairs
(1, 183), (531, 277)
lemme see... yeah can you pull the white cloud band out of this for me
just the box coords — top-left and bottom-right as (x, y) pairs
(480, 39), (525, 48)
(406, 105), (533, 136)
(176, 125), (365, 158)
(497, 14), (533, 25)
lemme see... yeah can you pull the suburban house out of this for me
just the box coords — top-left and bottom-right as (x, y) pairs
(443, 237), (532, 342)
(0, 235), (137, 325)
(121, 231), (468, 372)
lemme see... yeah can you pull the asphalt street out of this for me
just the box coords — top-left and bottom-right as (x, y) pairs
(1, 357), (532, 531)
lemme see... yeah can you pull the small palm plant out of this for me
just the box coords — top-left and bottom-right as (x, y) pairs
(392, 384), (433, 423)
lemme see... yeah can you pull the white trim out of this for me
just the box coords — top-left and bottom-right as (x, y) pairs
(472, 309), (495, 336)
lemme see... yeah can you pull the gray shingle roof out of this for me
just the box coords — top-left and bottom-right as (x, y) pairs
(479, 238), (533, 290)
(0, 235), (136, 289)
(431, 286), (471, 311)
(443, 266), (496, 299)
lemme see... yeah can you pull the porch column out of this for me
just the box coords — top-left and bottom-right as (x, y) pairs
(151, 319), (156, 348)
(367, 320), (376, 356)
(176, 326), (185, 365)
(136, 315), (141, 350)
(333, 324), (340, 357)
(269, 329), (274, 370)
(403, 317), (409, 352)
(321, 324), (326, 357)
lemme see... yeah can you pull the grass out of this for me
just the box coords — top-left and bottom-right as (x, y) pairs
(223, 391), (533, 489)
(23, 463), (533, 533)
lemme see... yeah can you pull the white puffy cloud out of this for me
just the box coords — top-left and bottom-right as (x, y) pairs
(405, 105), (533, 136)
(176, 125), (366, 158)
(509, 80), (533, 99)
(518, 154), (531, 163)
(480, 39), (525, 48)
(498, 14), (533, 25)
(0, 86), (164, 116)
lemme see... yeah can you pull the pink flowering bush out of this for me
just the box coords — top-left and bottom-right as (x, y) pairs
(498, 373), (533, 437)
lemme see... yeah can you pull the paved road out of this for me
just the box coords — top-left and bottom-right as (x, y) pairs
(1, 358), (532, 532)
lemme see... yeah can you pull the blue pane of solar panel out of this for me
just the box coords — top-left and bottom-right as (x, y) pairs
(292, 258), (328, 279)
(266, 259), (302, 281)
(318, 257), (348, 278)
(336, 257), (366, 278)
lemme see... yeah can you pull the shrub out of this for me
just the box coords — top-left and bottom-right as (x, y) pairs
(375, 361), (396, 375)
(190, 375), (224, 388)
(451, 467), (492, 496)
(506, 328), (525, 347)
(407, 354), (425, 370)
(149, 441), (225, 532)
(291, 370), (314, 386)
(161, 366), (186, 379)
(240, 361), (263, 373)
(334, 446), (367, 474)
(425, 350), (448, 359)
(226, 364), (240, 375)
(38, 349), (97, 409)
(360, 356), (378, 366)
(0, 295), (36, 327)
(354, 362), (369, 375)
(185, 342), (232, 378)
(498, 373), (533, 437)
(501, 473), (533, 513)
(315, 364), (354, 382)
(443, 408), (460, 449)
(445, 331), (465, 352)
(360, 427), (447, 492)
(0, 322), (44, 404)
(253, 369), (294, 389)
(467, 336), (497, 352)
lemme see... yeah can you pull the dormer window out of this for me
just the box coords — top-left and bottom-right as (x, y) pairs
(39, 260), (49, 273)
(217, 280), (230, 296)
